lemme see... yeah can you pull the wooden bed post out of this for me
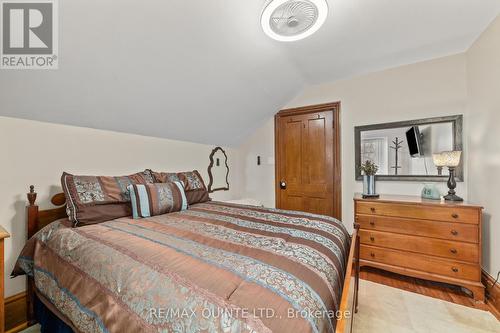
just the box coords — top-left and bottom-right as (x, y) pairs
(27, 185), (38, 239)
(26, 185), (38, 325)
(25, 185), (68, 327)
(335, 223), (360, 333)
(354, 223), (360, 313)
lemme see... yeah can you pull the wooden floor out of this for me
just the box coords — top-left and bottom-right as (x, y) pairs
(360, 266), (490, 312)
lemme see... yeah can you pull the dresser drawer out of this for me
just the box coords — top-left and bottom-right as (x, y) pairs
(359, 230), (479, 263)
(356, 201), (478, 224)
(356, 214), (479, 243)
(360, 245), (480, 281)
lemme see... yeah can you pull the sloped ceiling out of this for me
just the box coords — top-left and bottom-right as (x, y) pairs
(1, 0), (499, 146)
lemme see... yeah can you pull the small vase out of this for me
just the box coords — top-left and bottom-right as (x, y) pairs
(363, 175), (377, 197)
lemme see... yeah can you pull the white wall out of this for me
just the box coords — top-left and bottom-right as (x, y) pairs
(1, 116), (241, 297)
(239, 54), (468, 232)
(467, 15), (500, 277)
(238, 118), (276, 208)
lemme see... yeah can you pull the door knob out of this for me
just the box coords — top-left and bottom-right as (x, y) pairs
(279, 180), (287, 189)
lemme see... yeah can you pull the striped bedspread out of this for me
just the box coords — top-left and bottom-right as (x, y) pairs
(14, 202), (350, 333)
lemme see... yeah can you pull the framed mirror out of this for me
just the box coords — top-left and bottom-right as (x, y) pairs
(355, 115), (463, 181)
(208, 147), (229, 193)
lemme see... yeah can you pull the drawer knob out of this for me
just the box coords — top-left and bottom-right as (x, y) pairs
(452, 213), (459, 219)
(451, 267), (459, 273)
(451, 230), (458, 236)
(370, 236), (375, 242)
(370, 207), (376, 213)
(450, 248), (457, 254)
(369, 221), (375, 226)
(370, 252), (375, 258)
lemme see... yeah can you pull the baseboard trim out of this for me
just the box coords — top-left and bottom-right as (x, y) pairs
(4, 291), (28, 333)
(5, 292), (26, 303)
(482, 270), (500, 321)
(5, 323), (28, 333)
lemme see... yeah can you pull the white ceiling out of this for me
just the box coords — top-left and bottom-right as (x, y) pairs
(1, 0), (499, 146)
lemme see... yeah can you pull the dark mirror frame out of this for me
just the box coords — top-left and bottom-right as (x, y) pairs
(207, 146), (229, 193)
(355, 115), (463, 182)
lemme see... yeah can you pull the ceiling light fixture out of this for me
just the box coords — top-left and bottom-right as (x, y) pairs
(261, 0), (329, 42)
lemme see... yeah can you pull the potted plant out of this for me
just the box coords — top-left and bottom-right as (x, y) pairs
(360, 160), (379, 198)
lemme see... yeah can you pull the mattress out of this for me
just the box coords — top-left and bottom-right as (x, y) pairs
(14, 202), (350, 333)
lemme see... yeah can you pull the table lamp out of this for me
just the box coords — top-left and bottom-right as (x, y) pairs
(441, 151), (463, 202)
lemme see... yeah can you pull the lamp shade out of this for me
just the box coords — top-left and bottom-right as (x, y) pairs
(432, 153), (447, 167)
(440, 151), (462, 167)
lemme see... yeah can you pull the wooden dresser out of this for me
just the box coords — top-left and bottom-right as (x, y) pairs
(354, 194), (484, 302)
(0, 226), (10, 333)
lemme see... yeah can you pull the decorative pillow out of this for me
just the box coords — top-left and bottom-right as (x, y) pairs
(177, 170), (210, 205)
(152, 170), (209, 205)
(61, 171), (154, 226)
(151, 171), (181, 183)
(128, 182), (187, 218)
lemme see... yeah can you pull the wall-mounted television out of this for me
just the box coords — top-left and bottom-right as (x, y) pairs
(406, 126), (423, 157)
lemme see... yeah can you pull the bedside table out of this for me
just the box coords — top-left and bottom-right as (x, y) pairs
(0, 226), (10, 333)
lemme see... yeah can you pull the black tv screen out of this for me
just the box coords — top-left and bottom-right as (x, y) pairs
(406, 126), (422, 157)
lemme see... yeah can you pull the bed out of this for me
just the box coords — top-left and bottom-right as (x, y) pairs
(14, 186), (359, 333)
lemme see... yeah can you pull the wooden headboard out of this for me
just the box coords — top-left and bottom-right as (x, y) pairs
(27, 185), (67, 239)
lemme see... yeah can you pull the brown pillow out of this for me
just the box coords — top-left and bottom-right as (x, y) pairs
(61, 170), (154, 226)
(151, 171), (181, 183)
(152, 170), (209, 205)
(177, 170), (210, 205)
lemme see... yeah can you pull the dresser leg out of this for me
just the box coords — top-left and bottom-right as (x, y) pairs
(465, 284), (485, 304)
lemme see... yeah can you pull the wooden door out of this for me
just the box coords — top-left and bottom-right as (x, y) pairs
(275, 103), (341, 219)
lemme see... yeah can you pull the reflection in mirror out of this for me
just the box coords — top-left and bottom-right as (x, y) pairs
(208, 147), (229, 193)
(355, 115), (463, 181)
(361, 123), (453, 176)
